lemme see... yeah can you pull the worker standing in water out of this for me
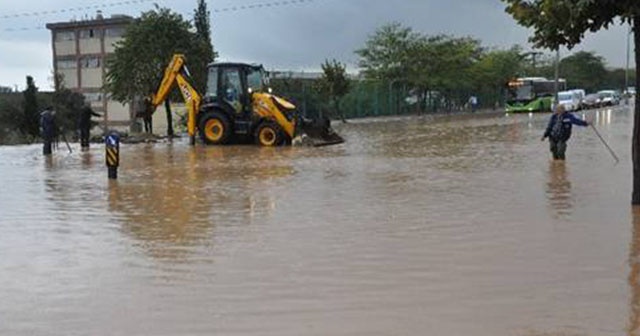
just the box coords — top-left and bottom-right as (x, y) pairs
(541, 104), (589, 160)
(138, 97), (153, 134)
(40, 106), (56, 155)
(78, 103), (101, 149)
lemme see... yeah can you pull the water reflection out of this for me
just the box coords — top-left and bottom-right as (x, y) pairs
(4, 107), (634, 336)
(629, 206), (640, 335)
(545, 160), (573, 218)
(43, 154), (54, 169)
(81, 150), (93, 168)
(107, 144), (294, 262)
(593, 109), (613, 127)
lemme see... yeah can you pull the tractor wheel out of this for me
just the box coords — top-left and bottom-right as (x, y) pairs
(255, 122), (284, 147)
(199, 112), (231, 145)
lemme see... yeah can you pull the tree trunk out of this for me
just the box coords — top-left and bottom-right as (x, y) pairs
(335, 99), (347, 123)
(164, 99), (174, 138)
(632, 16), (640, 204)
(418, 90), (425, 114)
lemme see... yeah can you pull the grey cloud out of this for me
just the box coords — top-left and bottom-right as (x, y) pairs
(0, 0), (634, 89)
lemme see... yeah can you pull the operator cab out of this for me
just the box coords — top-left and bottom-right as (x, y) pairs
(203, 62), (276, 137)
(205, 62), (269, 116)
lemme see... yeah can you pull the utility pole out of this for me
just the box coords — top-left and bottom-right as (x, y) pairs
(627, 23), (632, 93)
(530, 51), (543, 74)
(554, 48), (560, 107)
(521, 51), (543, 74)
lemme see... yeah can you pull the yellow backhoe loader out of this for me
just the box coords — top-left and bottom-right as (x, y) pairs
(150, 54), (343, 147)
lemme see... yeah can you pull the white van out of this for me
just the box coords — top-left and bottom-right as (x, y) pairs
(570, 89), (585, 110)
(557, 90), (581, 112)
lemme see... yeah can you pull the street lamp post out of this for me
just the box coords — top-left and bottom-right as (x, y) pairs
(626, 23), (632, 94)
(540, 10), (560, 110)
(522, 51), (543, 73)
(554, 48), (560, 108)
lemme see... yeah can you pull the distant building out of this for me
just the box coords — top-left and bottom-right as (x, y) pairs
(46, 12), (134, 132)
(270, 70), (324, 81)
(269, 70), (360, 81)
(0, 86), (12, 93)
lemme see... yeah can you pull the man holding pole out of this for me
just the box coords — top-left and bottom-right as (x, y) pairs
(541, 104), (589, 160)
(78, 103), (101, 149)
(40, 106), (56, 155)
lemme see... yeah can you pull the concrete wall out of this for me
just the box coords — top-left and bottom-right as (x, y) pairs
(142, 103), (187, 136)
(55, 41), (75, 56)
(78, 38), (101, 54)
(49, 20), (133, 133)
(58, 69), (78, 89)
(106, 100), (131, 122)
(81, 92), (104, 112)
(104, 37), (123, 53)
(80, 68), (102, 88)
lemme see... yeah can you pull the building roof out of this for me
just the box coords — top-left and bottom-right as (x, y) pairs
(270, 70), (362, 81)
(270, 71), (324, 80)
(209, 62), (264, 70)
(46, 15), (134, 30)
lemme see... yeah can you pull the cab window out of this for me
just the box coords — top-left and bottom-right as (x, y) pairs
(221, 68), (242, 112)
(205, 67), (218, 99)
(246, 68), (263, 92)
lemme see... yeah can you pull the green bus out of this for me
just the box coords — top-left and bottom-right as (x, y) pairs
(505, 77), (566, 113)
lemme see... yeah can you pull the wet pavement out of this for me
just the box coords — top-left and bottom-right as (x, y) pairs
(0, 105), (637, 335)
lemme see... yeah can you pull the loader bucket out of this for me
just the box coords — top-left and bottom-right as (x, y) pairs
(296, 117), (345, 147)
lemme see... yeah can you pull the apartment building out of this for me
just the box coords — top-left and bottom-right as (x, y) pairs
(46, 12), (134, 132)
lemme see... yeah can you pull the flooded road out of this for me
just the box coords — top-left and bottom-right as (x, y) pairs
(0, 106), (636, 335)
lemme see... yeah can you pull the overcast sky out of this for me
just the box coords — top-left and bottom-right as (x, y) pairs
(0, 0), (634, 91)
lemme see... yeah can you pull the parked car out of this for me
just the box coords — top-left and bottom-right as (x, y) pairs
(582, 93), (602, 109)
(626, 87), (636, 96)
(557, 90), (581, 111)
(597, 90), (620, 106)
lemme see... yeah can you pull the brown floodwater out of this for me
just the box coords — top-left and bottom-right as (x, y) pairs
(0, 105), (637, 335)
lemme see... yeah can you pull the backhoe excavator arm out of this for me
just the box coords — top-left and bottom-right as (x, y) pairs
(151, 54), (202, 143)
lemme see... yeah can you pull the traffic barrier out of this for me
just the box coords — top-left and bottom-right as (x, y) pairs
(105, 131), (120, 179)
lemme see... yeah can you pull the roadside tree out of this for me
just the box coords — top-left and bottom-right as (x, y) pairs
(52, 77), (88, 136)
(356, 23), (483, 112)
(317, 59), (351, 122)
(0, 94), (23, 144)
(559, 51), (607, 92)
(22, 76), (39, 140)
(106, 6), (211, 137)
(355, 22), (419, 82)
(193, 0), (217, 92)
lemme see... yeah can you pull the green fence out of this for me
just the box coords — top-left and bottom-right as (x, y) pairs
(271, 78), (504, 120)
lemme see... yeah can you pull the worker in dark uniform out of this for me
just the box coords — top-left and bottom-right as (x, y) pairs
(40, 106), (56, 155)
(78, 103), (101, 149)
(138, 97), (153, 133)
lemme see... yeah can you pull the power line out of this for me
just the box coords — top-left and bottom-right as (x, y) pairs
(210, 0), (314, 13)
(1, 0), (314, 21)
(1, 0), (316, 32)
(0, 0), (155, 20)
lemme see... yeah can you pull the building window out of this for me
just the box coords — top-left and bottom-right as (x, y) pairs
(105, 27), (125, 38)
(79, 28), (101, 39)
(55, 31), (75, 42)
(81, 57), (101, 68)
(83, 92), (103, 102)
(57, 59), (77, 69)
